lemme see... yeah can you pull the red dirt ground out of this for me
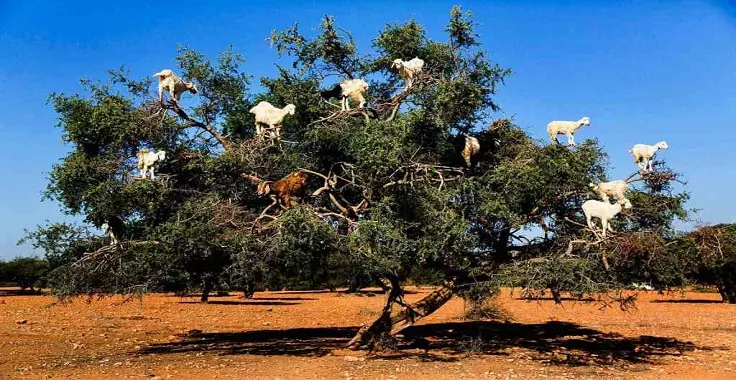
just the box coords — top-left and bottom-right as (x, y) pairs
(0, 287), (734, 379)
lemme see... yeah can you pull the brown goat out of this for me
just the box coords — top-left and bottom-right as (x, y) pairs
(257, 171), (309, 208)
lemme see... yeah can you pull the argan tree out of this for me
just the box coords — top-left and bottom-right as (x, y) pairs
(672, 223), (736, 303)
(26, 6), (690, 348)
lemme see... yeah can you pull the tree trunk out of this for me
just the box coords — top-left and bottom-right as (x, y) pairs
(716, 262), (736, 304)
(494, 225), (511, 264)
(347, 280), (456, 349)
(243, 281), (255, 299)
(201, 280), (213, 303)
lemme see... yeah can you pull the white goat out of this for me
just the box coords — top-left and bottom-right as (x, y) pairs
(392, 57), (424, 90)
(589, 180), (629, 203)
(581, 198), (632, 237)
(153, 69), (198, 104)
(547, 117), (591, 146)
(462, 136), (480, 167)
(339, 79), (369, 111)
(137, 148), (166, 179)
(630, 141), (668, 172)
(101, 222), (118, 245)
(248, 101), (296, 139)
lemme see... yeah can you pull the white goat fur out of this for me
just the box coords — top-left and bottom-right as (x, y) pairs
(339, 79), (369, 111)
(462, 136), (480, 167)
(581, 199), (632, 237)
(589, 180), (629, 202)
(101, 223), (118, 245)
(392, 57), (425, 89)
(248, 101), (296, 138)
(137, 149), (167, 179)
(547, 117), (591, 146)
(629, 141), (669, 172)
(153, 69), (198, 104)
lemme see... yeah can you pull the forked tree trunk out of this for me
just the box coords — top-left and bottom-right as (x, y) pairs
(347, 280), (456, 349)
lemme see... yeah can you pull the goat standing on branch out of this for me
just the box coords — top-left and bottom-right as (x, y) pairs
(320, 79), (369, 111)
(589, 180), (629, 203)
(462, 136), (480, 167)
(248, 101), (296, 139)
(392, 57), (424, 90)
(137, 148), (166, 179)
(249, 171), (309, 209)
(101, 222), (119, 245)
(153, 69), (198, 105)
(582, 198), (632, 237)
(630, 141), (668, 173)
(547, 116), (591, 146)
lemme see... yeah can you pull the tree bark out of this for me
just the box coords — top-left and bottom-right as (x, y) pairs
(200, 280), (213, 303)
(347, 280), (456, 349)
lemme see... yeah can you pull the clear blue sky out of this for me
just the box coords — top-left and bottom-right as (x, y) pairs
(1, 1), (735, 259)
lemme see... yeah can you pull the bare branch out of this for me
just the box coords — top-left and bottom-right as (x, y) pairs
(157, 101), (232, 151)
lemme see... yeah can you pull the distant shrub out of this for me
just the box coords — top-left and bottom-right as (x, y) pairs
(0, 257), (50, 292)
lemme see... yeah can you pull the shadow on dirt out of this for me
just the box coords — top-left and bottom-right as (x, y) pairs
(0, 288), (46, 297)
(179, 300), (300, 306)
(251, 297), (318, 301)
(514, 297), (596, 302)
(276, 289), (419, 295)
(139, 320), (712, 366)
(650, 299), (725, 304)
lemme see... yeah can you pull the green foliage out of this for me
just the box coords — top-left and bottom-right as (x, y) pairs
(269, 16), (361, 78)
(27, 6), (692, 312)
(0, 257), (50, 291)
(672, 223), (736, 303)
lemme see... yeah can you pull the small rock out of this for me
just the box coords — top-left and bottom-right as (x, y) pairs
(343, 356), (361, 362)
(16, 320), (28, 325)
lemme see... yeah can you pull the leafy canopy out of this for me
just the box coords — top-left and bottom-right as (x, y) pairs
(27, 6), (689, 310)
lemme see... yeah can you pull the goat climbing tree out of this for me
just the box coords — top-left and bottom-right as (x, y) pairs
(26, 6), (692, 348)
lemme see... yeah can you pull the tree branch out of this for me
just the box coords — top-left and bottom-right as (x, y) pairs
(162, 102), (232, 151)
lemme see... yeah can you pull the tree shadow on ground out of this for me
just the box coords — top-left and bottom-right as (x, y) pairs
(277, 289), (418, 295)
(650, 299), (725, 304)
(139, 320), (715, 366)
(514, 297), (597, 302)
(0, 288), (46, 297)
(251, 297), (318, 301)
(178, 300), (300, 306)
